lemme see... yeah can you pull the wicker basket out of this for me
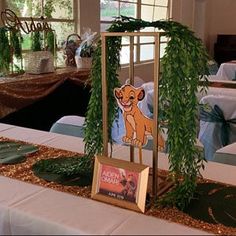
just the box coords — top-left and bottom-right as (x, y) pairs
(25, 51), (55, 74)
(64, 34), (81, 67)
(75, 56), (92, 69)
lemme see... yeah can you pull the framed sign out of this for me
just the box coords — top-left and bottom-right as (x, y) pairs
(91, 155), (149, 213)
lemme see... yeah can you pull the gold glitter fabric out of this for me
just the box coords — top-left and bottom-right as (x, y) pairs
(0, 137), (235, 235)
(0, 67), (90, 119)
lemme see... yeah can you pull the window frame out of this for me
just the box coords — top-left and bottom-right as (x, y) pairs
(2, 0), (77, 67)
(3, 0), (77, 49)
(3, 0), (77, 22)
(100, 0), (171, 65)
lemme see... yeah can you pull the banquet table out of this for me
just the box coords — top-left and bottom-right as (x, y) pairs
(216, 62), (236, 80)
(215, 142), (236, 165)
(0, 67), (90, 119)
(197, 78), (236, 102)
(1, 123), (236, 235)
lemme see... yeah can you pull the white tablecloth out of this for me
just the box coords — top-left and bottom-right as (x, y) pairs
(1, 123), (236, 235)
(216, 62), (236, 80)
(215, 142), (236, 165)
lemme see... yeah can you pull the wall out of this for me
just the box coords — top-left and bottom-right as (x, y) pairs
(77, 0), (100, 36)
(193, 0), (207, 45)
(205, 0), (236, 57)
(171, 0), (207, 44)
(178, 0), (195, 29)
(171, 0), (236, 58)
(172, 0), (195, 29)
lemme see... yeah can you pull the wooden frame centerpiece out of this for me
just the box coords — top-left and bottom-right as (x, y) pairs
(101, 31), (162, 199)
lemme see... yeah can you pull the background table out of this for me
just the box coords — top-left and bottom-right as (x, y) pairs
(0, 67), (90, 131)
(216, 62), (236, 80)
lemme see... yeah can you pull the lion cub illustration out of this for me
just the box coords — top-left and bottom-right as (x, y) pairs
(114, 84), (164, 149)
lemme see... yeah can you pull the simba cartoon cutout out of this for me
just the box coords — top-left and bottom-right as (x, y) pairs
(114, 84), (165, 150)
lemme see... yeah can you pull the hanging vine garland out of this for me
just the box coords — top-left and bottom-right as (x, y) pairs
(84, 36), (122, 157)
(31, 31), (42, 51)
(0, 27), (11, 75)
(10, 30), (23, 60)
(0, 27), (23, 75)
(84, 16), (209, 209)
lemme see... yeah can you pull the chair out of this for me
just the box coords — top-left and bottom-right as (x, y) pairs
(198, 95), (236, 162)
(50, 115), (85, 138)
(207, 59), (219, 75)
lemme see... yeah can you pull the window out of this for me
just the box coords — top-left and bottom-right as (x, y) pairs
(5, 0), (76, 66)
(100, 0), (170, 64)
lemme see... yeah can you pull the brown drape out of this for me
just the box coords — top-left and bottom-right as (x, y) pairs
(0, 67), (90, 118)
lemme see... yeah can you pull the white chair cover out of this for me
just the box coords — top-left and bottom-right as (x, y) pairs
(198, 95), (236, 161)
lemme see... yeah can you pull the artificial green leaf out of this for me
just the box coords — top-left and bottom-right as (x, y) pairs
(0, 141), (38, 164)
(0, 153), (26, 164)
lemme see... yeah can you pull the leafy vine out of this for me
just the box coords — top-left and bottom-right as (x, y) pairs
(31, 31), (42, 51)
(0, 27), (23, 75)
(46, 30), (56, 55)
(0, 27), (11, 74)
(84, 37), (122, 157)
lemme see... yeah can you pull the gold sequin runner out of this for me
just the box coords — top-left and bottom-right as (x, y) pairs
(0, 137), (235, 235)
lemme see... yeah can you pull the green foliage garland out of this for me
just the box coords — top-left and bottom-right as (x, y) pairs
(83, 37), (122, 157)
(84, 16), (209, 209)
(0, 27), (23, 75)
(46, 30), (56, 55)
(31, 31), (42, 51)
(10, 30), (23, 60)
(158, 22), (208, 209)
(0, 27), (11, 74)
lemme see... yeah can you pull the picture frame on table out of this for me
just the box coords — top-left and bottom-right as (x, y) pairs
(91, 155), (149, 213)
